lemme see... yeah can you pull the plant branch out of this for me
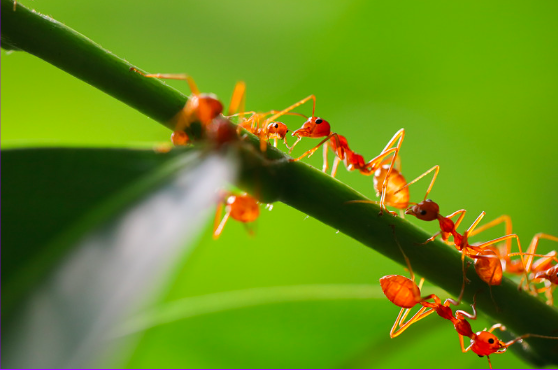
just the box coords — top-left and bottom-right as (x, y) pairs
(3, 0), (558, 365)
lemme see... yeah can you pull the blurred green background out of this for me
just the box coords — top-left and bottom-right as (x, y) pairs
(3, 0), (558, 368)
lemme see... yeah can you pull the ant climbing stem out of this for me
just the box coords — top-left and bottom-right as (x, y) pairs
(381, 275), (558, 368)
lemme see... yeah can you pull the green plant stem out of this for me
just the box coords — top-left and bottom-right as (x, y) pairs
(3, 0), (557, 365)
(1, 0), (185, 125)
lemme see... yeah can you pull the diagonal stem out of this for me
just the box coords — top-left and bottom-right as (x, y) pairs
(2, 1), (558, 366)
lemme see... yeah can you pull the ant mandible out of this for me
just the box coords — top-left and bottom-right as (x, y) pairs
(213, 191), (260, 239)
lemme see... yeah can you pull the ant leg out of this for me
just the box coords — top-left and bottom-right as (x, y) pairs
(292, 133), (344, 162)
(213, 201), (231, 239)
(464, 211), (487, 236)
(267, 95), (316, 124)
(374, 129), (405, 207)
(130, 68), (200, 95)
(331, 157), (342, 178)
(363, 147), (398, 172)
(377, 130), (405, 215)
(289, 136), (302, 154)
(468, 215), (512, 246)
(274, 138), (278, 147)
(380, 128), (405, 154)
(452, 298), (477, 320)
(420, 231), (442, 245)
(393, 165), (440, 199)
(457, 252), (469, 303)
(227, 81), (246, 116)
(282, 136), (292, 150)
(524, 233), (558, 273)
(487, 323), (506, 333)
(459, 334), (471, 353)
(447, 209), (468, 228)
(322, 142), (330, 173)
(546, 284), (555, 305)
(390, 305), (435, 338)
(213, 210), (231, 239)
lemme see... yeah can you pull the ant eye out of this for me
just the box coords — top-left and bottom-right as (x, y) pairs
(478, 355), (483, 358)
(274, 123), (278, 128)
(315, 118), (323, 124)
(420, 210), (427, 215)
(488, 338), (495, 344)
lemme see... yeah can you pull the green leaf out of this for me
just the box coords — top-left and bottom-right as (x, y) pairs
(2, 146), (237, 368)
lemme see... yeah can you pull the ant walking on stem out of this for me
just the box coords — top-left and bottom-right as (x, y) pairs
(405, 199), (529, 302)
(380, 274), (558, 368)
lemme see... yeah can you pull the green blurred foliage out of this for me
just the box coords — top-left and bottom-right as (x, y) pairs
(2, 0), (558, 368)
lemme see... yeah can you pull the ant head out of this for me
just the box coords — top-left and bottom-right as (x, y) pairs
(293, 117), (331, 138)
(471, 331), (505, 357)
(405, 199), (440, 221)
(189, 93), (224, 125)
(267, 121), (289, 139)
(171, 131), (190, 146)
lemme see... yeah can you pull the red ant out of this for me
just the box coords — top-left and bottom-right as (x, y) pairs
(222, 82), (298, 152)
(285, 96), (406, 214)
(231, 110), (306, 152)
(405, 199), (529, 302)
(380, 274), (558, 368)
(130, 67), (242, 146)
(213, 191), (260, 239)
(283, 95), (346, 163)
